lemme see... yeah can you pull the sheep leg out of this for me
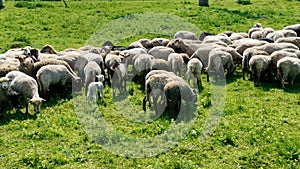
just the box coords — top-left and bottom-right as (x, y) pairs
(142, 96), (147, 112)
(206, 71), (210, 82)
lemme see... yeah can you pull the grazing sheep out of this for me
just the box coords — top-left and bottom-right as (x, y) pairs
(86, 75), (105, 103)
(173, 30), (197, 40)
(206, 49), (235, 82)
(269, 50), (298, 77)
(266, 30), (298, 41)
(143, 72), (197, 116)
(275, 37), (300, 48)
(148, 46), (175, 61)
(202, 35), (232, 45)
(249, 55), (271, 86)
(40, 44), (59, 54)
(242, 48), (269, 80)
(190, 43), (226, 68)
(119, 47), (147, 68)
(199, 32), (214, 41)
(252, 42), (299, 55)
(168, 53), (184, 76)
(84, 61), (102, 95)
(36, 65), (82, 97)
(276, 57), (300, 88)
(166, 38), (201, 56)
(283, 24), (300, 37)
(187, 58), (203, 88)
(133, 54), (153, 76)
(138, 38), (152, 49)
(248, 23), (263, 38)
(162, 81), (182, 119)
(17, 55), (34, 76)
(5, 71), (45, 114)
(281, 48), (300, 58)
(0, 60), (19, 77)
(262, 27), (275, 38)
(151, 59), (170, 71)
(110, 62), (127, 97)
(150, 38), (170, 47)
(230, 38), (268, 55)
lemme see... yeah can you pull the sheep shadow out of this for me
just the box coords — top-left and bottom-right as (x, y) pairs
(0, 109), (37, 126)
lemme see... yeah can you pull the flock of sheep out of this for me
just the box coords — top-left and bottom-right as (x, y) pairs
(0, 23), (299, 119)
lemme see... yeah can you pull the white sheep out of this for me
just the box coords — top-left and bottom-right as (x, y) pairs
(86, 75), (105, 103)
(151, 59), (170, 71)
(133, 53), (153, 76)
(249, 55), (271, 86)
(266, 30), (298, 41)
(168, 53), (184, 76)
(277, 57), (300, 88)
(202, 35), (232, 45)
(84, 61), (102, 95)
(283, 24), (300, 37)
(148, 46), (175, 61)
(275, 37), (300, 48)
(230, 38), (268, 55)
(5, 71), (45, 114)
(36, 65), (82, 97)
(173, 31), (197, 40)
(187, 58), (203, 88)
(252, 42), (299, 55)
(269, 50), (298, 77)
(206, 49), (235, 82)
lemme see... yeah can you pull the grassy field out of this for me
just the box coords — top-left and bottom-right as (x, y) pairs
(0, 0), (300, 168)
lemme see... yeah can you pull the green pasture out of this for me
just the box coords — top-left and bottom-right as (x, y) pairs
(0, 0), (299, 168)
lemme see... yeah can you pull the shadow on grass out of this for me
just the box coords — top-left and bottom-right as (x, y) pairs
(0, 109), (37, 126)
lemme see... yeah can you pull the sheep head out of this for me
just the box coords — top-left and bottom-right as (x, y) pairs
(30, 96), (45, 113)
(0, 77), (10, 90)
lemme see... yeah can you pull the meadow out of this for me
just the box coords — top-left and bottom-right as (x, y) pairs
(0, 0), (300, 168)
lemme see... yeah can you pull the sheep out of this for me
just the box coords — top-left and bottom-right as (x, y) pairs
(230, 38), (268, 55)
(86, 75), (105, 103)
(161, 81), (182, 120)
(40, 44), (59, 54)
(110, 62), (127, 97)
(269, 50), (298, 78)
(168, 53), (184, 76)
(0, 77), (10, 113)
(150, 38), (170, 47)
(281, 48), (300, 58)
(84, 61), (102, 95)
(119, 47), (147, 68)
(262, 27), (275, 38)
(277, 57), (300, 88)
(275, 37), (300, 48)
(143, 71), (197, 116)
(202, 35), (232, 45)
(248, 23), (263, 38)
(5, 71), (45, 114)
(173, 31), (197, 40)
(0, 61), (19, 77)
(266, 30), (298, 41)
(190, 43), (226, 68)
(242, 48), (269, 80)
(36, 65), (82, 98)
(206, 49), (235, 82)
(17, 55), (35, 76)
(133, 53), (153, 76)
(283, 24), (300, 37)
(249, 55), (271, 86)
(151, 59), (170, 71)
(187, 58), (203, 88)
(252, 42), (299, 55)
(138, 38), (152, 49)
(148, 46), (175, 61)
(199, 32), (214, 41)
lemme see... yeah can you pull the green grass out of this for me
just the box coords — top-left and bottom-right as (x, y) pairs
(1, 0), (300, 168)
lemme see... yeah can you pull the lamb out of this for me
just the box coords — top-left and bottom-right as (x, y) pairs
(168, 53), (184, 76)
(36, 65), (82, 98)
(173, 30), (197, 40)
(84, 61), (102, 95)
(86, 75), (105, 103)
(242, 48), (269, 80)
(151, 59), (170, 71)
(248, 55), (271, 86)
(206, 49), (235, 82)
(277, 57), (300, 88)
(283, 24), (300, 37)
(110, 62), (127, 97)
(187, 58), (203, 88)
(148, 46), (175, 61)
(275, 37), (300, 48)
(5, 71), (45, 114)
